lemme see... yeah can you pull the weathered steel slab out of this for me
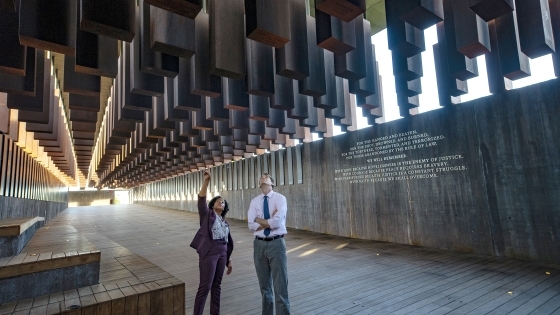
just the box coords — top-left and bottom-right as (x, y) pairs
(208, 0), (245, 79)
(334, 14), (366, 81)
(63, 55), (101, 97)
(484, 20), (512, 94)
(315, 8), (356, 55)
(324, 76), (349, 120)
(494, 9), (531, 80)
(246, 39), (274, 97)
(68, 93), (100, 112)
(271, 74), (294, 111)
(279, 112), (296, 135)
(452, 0), (491, 59)
(300, 98), (318, 128)
(163, 77), (189, 122)
(6, 53), (49, 113)
(19, 0), (77, 55)
(248, 95), (269, 121)
(515, 0), (555, 58)
(229, 109), (250, 130)
(386, 0), (425, 57)
(0, 8), (25, 76)
(469, 0), (514, 22)
(191, 12), (221, 98)
(315, 0), (366, 23)
(140, 1), (179, 78)
(128, 8), (165, 97)
(275, 0), (308, 80)
(192, 101), (213, 131)
(150, 5), (195, 59)
(26, 94), (58, 135)
(245, 0), (290, 48)
(298, 16), (326, 98)
(313, 50), (337, 110)
(349, 20), (378, 97)
(398, 0), (444, 30)
(75, 1), (118, 78)
(213, 121), (232, 137)
(0, 47), (37, 97)
(144, 0), (202, 19)
(288, 81), (310, 120)
(174, 57), (202, 111)
(206, 93), (229, 121)
(223, 77), (249, 111)
(436, 1), (479, 81)
(80, 0), (136, 42)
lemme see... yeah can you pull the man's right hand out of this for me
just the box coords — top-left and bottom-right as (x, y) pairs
(203, 170), (211, 181)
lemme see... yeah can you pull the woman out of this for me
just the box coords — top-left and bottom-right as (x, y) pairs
(190, 170), (234, 315)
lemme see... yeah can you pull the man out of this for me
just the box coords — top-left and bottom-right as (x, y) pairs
(248, 173), (290, 315)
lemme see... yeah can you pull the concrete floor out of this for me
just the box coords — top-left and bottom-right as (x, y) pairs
(45, 204), (560, 315)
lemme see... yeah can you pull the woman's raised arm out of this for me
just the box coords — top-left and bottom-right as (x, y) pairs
(198, 170), (211, 197)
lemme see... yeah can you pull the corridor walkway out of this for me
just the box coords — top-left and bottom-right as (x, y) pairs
(46, 204), (560, 315)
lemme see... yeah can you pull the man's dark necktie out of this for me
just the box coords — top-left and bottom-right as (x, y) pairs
(263, 195), (270, 236)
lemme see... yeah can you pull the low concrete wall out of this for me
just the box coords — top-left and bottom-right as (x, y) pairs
(0, 196), (67, 221)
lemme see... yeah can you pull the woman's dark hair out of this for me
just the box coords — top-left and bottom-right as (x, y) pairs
(209, 196), (229, 217)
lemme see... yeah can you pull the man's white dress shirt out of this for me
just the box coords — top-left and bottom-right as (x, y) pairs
(248, 190), (288, 238)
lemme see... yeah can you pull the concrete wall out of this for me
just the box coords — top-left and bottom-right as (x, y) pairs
(136, 79), (560, 265)
(68, 190), (129, 207)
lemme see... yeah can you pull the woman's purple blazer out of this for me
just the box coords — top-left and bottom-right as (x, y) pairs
(189, 195), (234, 261)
